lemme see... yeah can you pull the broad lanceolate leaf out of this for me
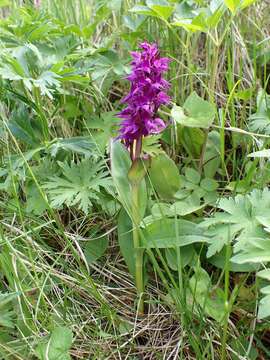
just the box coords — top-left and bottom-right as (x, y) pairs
(171, 92), (216, 129)
(148, 153), (181, 199)
(200, 178), (219, 192)
(141, 218), (209, 249)
(130, 0), (174, 20)
(48, 137), (96, 157)
(8, 105), (43, 146)
(225, 0), (256, 13)
(185, 167), (201, 184)
(240, 0), (257, 9)
(172, 1), (225, 32)
(146, 0), (174, 20)
(172, 16), (206, 32)
(204, 131), (221, 178)
(258, 295), (270, 319)
(170, 197), (205, 216)
(248, 149), (270, 158)
(35, 327), (73, 360)
(165, 245), (196, 270)
(110, 141), (147, 219)
(117, 209), (135, 277)
(128, 157), (150, 186)
(224, 0), (241, 13)
(129, 5), (155, 16)
(83, 236), (109, 264)
(188, 266), (227, 323)
(257, 269), (270, 280)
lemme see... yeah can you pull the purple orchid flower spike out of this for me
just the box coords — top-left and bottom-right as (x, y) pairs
(117, 42), (171, 159)
(34, 0), (41, 7)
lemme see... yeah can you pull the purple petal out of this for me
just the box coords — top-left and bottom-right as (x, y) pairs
(116, 41), (171, 143)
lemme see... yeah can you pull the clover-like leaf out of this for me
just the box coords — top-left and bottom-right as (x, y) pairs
(171, 92), (216, 129)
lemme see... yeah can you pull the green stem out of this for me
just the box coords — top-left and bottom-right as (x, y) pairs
(221, 237), (231, 360)
(198, 40), (220, 173)
(132, 183), (144, 314)
(33, 87), (49, 141)
(210, 43), (220, 103)
(198, 129), (209, 174)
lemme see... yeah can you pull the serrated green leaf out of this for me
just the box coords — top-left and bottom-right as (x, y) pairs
(249, 89), (270, 134)
(231, 237), (270, 264)
(44, 159), (111, 214)
(202, 188), (270, 259)
(208, 247), (259, 272)
(141, 135), (164, 157)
